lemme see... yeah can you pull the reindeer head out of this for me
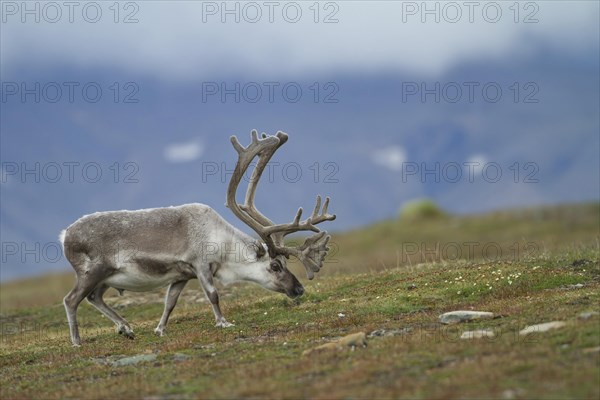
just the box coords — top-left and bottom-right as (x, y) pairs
(226, 130), (336, 298)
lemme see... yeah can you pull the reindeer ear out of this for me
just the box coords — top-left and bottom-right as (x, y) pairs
(252, 241), (267, 259)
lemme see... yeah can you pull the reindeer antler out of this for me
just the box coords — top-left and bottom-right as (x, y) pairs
(274, 231), (331, 280)
(226, 130), (336, 279)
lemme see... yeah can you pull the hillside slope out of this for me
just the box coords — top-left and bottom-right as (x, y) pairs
(0, 204), (598, 399)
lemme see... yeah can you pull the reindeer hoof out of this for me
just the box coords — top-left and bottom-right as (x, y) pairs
(216, 320), (234, 328)
(118, 325), (135, 339)
(154, 328), (165, 337)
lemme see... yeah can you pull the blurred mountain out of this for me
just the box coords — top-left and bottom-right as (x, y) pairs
(1, 46), (598, 280)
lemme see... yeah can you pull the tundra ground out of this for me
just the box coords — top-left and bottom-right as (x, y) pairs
(1, 204), (599, 399)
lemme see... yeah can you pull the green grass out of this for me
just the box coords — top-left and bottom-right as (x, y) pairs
(1, 203), (599, 399)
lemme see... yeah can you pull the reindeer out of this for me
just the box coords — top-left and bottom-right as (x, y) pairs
(61, 131), (335, 346)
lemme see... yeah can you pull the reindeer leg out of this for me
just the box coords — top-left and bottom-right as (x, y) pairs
(64, 267), (107, 346)
(86, 284), (134, 339)
(197, 264), (234, 328)
(154, 280), (188, 336)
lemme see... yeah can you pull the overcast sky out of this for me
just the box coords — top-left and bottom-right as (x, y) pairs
(2, 1), (598, 80)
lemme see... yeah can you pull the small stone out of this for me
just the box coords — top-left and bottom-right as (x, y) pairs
(368, 328), (411, 338)
(502, 388), (525, 399)
(578, 311), (599, 320)
(460, 329), (495, 339)
(571, 259), (589, 268)
(368, 329), (386, 337)
(193, 343), (215, 350)
(171, 353), (190, 362)
(519, 321), (566, 336)
(338, 332), (367, 348)
(115, 354), (157, 367)
(94, 354), (158, 367)
(562, 283), (585, 290)
(570, 283), (584, 288)
(582, 346), (600, 354)
(439, 311), (495, 324)
(302, 332), (367, 356)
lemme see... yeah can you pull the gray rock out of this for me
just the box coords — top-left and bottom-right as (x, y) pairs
(302, 332), (367, 357)
(460, 329), (495, 339)
(578, 311), (599, 320)
(502, 388), (525, 399)
(171, 353), (191, 362)
(193, 343), (216, 350)
(570, 283), (585, 289)
(582, 346), (600, 354)
(92, 353), (157, 367)
(561, 283), (585, 290)
(519, 321), (566, 336)
(439, 311), (495, 324)
(114, 354), (157, 367)
(368, 328), (412, 338)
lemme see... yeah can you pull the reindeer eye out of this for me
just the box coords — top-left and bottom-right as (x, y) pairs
(270, 261), (282, 272)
